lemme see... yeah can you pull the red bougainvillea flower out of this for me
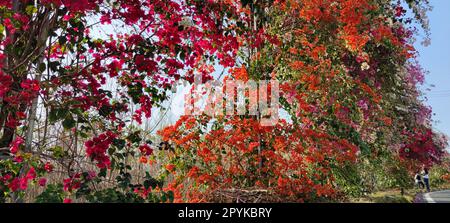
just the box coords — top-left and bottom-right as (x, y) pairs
(63, 174), (81, 192)
(13, 155), (24, 163)
(44, 162), (54, 173)
(26, 167), (37, 180)
(139, 144), (153, 156)
(85, 131), (116, 169)
(9, 137), (24, 154)
(38, 178), (47, 187)
(7, 178), (20, 192)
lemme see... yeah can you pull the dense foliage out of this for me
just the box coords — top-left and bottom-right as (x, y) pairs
(0, 0), (448, 203)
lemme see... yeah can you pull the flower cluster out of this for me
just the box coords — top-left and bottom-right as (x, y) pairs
(85, 131), (117, 169)
(3, 168), (36, 192)
(158, 116), (358, 202)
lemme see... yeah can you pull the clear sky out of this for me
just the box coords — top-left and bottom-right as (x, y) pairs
(416, 0), (450, 140)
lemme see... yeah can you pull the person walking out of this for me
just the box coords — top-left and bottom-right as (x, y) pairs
(415, 171), (425, 190)
(423, 168), (430, 192)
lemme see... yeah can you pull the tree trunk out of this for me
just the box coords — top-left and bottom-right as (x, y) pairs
(0, 0), (21, 152)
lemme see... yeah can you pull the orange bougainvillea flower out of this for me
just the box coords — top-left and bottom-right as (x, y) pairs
(187, 166), (200, 178)
(165, 164), (176, 172)
(381, 116), (393, 126)
(248, 142), (260, 153)
(290, 61), (305, 70)
(230, 66), (249, 81)
(139, 156), (148, 164)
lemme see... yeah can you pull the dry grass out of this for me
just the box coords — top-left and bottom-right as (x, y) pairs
(350, 189), (415, 203)
(350, 182), (450, 203)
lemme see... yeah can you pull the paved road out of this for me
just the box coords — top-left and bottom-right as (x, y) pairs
(423, 190), (450, 203)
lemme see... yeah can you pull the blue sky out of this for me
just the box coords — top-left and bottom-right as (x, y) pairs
(416, 0), (450, 139)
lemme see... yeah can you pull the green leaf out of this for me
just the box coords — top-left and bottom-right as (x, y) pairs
(58, 36), (67, 45)
(108, 147), (115, 156)
(38, 63), (46, 73)
(62, 116), (76, 129)
(98, 168), (107, 178)
(48, 146), (67, 158)
(143, 172), (162, 190)
(160, 193), (167, 203)
(99, 105), (112, 117)
(48, 61), (60, 72)
(167, 191), (174, 203)
(35, 184), (64, 203)
(49, 108), (68, 123)
(48, 109), (58, 123)
(25, 5), (37, 15)
(112, 138), (126, 150)
(126, 131), (142, 144)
